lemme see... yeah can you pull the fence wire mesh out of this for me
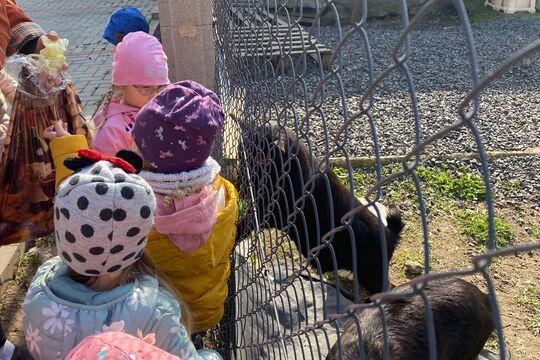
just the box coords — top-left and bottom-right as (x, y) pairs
(211, 0), (540, 359)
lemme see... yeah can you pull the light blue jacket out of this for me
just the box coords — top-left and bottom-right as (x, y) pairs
(23, 257), (221, 360)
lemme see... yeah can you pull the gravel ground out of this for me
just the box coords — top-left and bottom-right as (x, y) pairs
(232, 16), (540, 204)
(489, 155), (540, 209)
(291, 16), (540, 158)
(219, 14), (540, 358)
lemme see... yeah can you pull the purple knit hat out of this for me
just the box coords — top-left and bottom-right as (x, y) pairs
(132, 80), (224, 174)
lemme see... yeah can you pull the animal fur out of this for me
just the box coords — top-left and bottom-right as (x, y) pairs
(241, 122), (404, 294)
(326, 278), (494, 360)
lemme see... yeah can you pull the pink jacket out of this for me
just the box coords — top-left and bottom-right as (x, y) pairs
(91, 98), (139, 156)
(154, 186), (218, 253)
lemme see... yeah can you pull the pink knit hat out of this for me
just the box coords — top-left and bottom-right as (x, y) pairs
(65, 331), (180, 359)
(112, 31), (170, 86)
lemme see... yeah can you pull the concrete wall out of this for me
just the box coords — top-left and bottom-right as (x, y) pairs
(158, 0), (215, 90)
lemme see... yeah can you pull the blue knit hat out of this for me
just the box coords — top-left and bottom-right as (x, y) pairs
(103, 7), (150, 46)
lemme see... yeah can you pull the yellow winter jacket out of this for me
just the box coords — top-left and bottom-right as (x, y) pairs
(146, 177), (239, 331)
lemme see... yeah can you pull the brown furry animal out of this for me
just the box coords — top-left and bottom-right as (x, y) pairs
(326, 278), (494, 360)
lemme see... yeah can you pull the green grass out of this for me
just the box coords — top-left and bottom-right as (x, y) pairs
(455, 210), (516, 248)
(238, 198), (249, 218)
(15, 250), (41, 285)
(333, 164), (418, 205)
(499, 179), (523, 196)
(463, 0), (540, 23)
(415, 163), (487, 202)
(391, 247), (426, 277)
(323, 270), (357, 296)
(464, 0), (505, 22)
(333, 166), (372, 192)
(35, 235), (55, 248)
(518, 285), (540, 335)
(392, 247), (425, 267)
(484, 331), (501, 351)
(333, 162), (488, 209)
(272, 238), (299, 261)
(525, 222), (540, 240)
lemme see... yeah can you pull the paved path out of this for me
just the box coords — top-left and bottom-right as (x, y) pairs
(18, 0), (158, 118)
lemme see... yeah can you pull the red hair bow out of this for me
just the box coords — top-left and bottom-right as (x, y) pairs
(77, 149), (136, 174)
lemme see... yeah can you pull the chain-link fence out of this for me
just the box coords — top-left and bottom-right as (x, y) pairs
(211, 0), (540, 359)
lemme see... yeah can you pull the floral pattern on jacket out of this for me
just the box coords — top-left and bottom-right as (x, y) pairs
(23, 257), (206, 360)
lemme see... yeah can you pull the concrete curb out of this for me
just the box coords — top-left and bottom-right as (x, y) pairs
(330, 147), (540, 168)
(0, 243), (24, 284)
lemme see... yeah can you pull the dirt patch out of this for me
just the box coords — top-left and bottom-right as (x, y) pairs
(0, 237), (55, 358)
(390, 205), (540, 359)
(0, 280), (30, 358)
(240, 198), (540, 358)
(2, 205), (538, 358)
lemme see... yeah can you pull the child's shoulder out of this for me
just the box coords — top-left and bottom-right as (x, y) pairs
(130, 274), (180, 312)
(27, 256), (63, 287)
(24, 257), (67, 312)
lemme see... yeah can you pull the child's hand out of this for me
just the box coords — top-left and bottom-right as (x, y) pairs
(36, 32), (69, 71)
(43, 120), (69, 140)
(36, 31), (59, 50)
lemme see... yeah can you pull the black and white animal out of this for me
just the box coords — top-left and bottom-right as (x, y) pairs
(241, 122), (404, 294)
(326, 278), (495, 360)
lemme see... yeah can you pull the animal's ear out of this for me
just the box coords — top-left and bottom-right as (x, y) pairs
(64, 157), (95, 171)
(115, 150), (143, 174)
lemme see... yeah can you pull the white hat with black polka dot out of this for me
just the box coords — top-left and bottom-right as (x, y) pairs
(54, 160), (156, 276)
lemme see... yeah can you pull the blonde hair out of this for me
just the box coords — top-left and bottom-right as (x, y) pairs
(162, 184), (208, 206)
(69, 250), (192, 333)
(95, 86), (123, 131)
(135, 150), (209, 206)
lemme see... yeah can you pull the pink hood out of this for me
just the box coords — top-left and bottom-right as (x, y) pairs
(92, 98), (139, 128)
(154, 187), (218, 253)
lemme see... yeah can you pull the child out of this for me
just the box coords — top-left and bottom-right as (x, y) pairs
(22, 122), (221, 359)
(131, 80), (239, 333)
(91, 31), (168, 155)
(103, 7), (150, 47)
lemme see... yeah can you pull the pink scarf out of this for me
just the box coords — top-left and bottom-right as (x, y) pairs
(153, 187), (217, 253)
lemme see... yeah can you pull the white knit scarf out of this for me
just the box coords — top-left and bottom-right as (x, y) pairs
(140, 157), (221, 195)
